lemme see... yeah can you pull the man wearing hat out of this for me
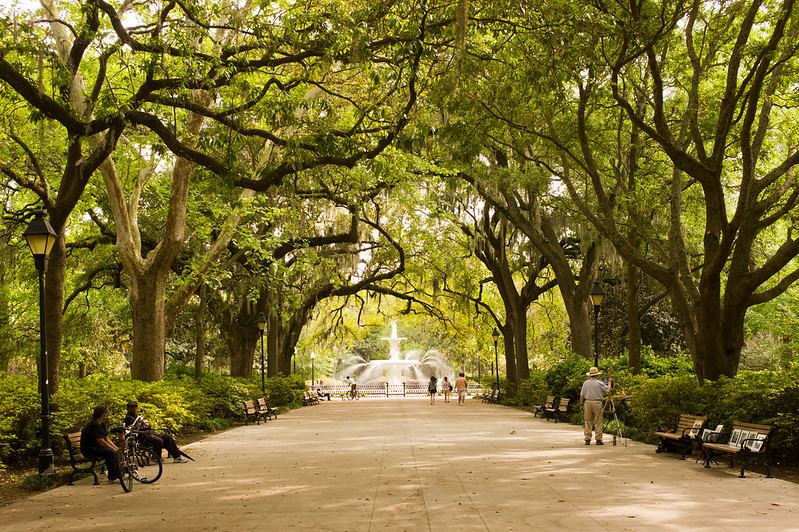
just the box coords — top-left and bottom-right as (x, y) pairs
(580, 367), (610, 445)
(125, 401), (189, 463)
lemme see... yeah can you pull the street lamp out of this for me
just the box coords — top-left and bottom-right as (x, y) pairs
(590, 281), (604, 367)
(23, 208), (58, 476)
(492, 328), (500, 400)
(310, 352), (316, 385)
(256, 312), (267, 393)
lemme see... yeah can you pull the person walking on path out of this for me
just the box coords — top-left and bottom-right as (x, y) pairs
(454, 372), (468, 405)
(580, 366), (610, 445)
(428, 376), (438, 404)
(441, 376), (453, 403)
(80, 405), (120, 483)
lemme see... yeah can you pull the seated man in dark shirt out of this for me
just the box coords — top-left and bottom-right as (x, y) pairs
(124, 401), (189, 463)
(316, 380), (331, 401)
(80, 405), (120, 483)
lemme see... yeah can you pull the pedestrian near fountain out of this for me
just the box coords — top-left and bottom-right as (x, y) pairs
(428, 376), (438, 404)
(441, 376), (453, 403)
(580, 366), (610, 445)
(454, 372), (468, 405)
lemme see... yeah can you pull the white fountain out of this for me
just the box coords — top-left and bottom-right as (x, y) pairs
(339, 320), (451, 386)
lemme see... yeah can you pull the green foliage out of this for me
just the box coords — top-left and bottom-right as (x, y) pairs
(263, 373), (305, 406)
(639, 348), (695, 378)
(516, 371), (548, 406)
(517, 355), (799, 459)
(197, 417), (234, 432)
(0, 374), (39, 458)
(625, 374), (706, 432)
(0, 372), (303, 465)
(624, 368), (799, 458)
(544, 353), (590, 400)
(769, 384), (799, 459)
(21, 473), (58, 491)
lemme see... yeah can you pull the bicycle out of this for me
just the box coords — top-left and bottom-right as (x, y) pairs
(111, 416), (163, 492)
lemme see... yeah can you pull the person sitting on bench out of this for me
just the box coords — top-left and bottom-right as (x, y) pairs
(80, 405), (120, 483)
(316, 381), (331, 401)
(125, 401), (189, 463)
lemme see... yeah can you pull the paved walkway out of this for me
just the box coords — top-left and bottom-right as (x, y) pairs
(2, 398), (798, 531)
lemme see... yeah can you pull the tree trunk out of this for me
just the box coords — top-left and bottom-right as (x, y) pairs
(267, 309), (280, 376)
(129, 272), (168, 381)
(194, 284), (207, 382)
(500, 322), (517, 388)
(626, 262), (642, 374)
(567, 300), (594, 361)
(511, 309), (529, 382)
(228, 327), (259, 378)
(44, 237), (65, 395)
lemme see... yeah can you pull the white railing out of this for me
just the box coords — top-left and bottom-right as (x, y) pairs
(315, 383), (483, 398)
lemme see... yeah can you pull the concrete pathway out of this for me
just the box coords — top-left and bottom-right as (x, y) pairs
(1, 398), (798, 531)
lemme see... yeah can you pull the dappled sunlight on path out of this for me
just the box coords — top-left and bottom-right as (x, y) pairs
(1, 398), (798, 531)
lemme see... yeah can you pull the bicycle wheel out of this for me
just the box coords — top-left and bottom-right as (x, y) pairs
(119, 463), (133, 492)
(133, 448), (163, 484)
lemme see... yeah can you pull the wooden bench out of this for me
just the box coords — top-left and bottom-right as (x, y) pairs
(653, 414), (707, 459)
(303, 390), (320, 406)
(544, 398), (570, 423)
(257, 397), (278, 420)
(700, 421), (775, 478)
(482, 389), (499, 404)
(481, 389), (494, 403)
(64, 432), (102, 485)
(532, 396), (555, 418)
(243, 399), (265, 425)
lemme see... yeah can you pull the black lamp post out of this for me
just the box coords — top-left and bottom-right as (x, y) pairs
(256, 312), (267, 393)
(492, 328), (500, 399)
(310, 352), (316, 385)
(24, 208), (58, 476)
(590, 281), (604, 367)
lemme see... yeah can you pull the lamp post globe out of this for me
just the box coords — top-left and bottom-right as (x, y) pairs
(256, 312), (267, 393)
(23, 208), (58, 476)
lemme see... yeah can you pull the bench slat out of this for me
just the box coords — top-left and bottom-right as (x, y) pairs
(64, 432), (102, 485)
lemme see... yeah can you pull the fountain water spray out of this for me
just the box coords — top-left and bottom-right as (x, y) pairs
(339, 320), (451, 386)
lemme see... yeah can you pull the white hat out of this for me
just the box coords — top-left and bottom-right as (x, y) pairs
(586, 366), (601, 377)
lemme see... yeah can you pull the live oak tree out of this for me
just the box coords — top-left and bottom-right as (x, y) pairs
(0, 0), (124, 392)
(2, 0), (439, 381)
(531, 0), (799, 380)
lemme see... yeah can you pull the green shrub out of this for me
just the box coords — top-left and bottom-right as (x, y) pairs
(21, 473), (57, 491)
(197, 417), (234, 432)
(625, 374), (706, 432)
(517, 372), (548, 406)
(0, 371), (303, 464)
(262, 373), (305, 406)
(769, 384), (799, 460)
(0, 374), (39, 460)
(545, 353), (590, 401)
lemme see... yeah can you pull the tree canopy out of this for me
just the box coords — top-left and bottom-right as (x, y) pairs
(2, 0), (799, 386)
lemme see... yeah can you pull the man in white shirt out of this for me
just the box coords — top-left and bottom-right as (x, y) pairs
(580, 367), (610, 445)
